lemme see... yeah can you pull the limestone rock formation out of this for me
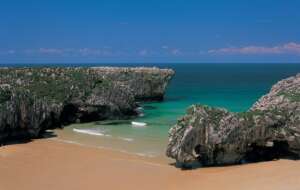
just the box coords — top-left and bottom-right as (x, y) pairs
(166, 74), (300, 167)
(0, 67), (174, 142)
(90, 67), (174, 101)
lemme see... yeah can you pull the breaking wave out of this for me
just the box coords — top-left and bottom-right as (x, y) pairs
(73, 128), (112, 137)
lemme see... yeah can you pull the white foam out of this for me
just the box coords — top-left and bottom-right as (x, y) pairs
(52, 138), (86, 146)
(135, 153), (157, 158)
(117, 137), (134, 142)
(136, 107), (144, 111)
(131, 121), (147, 128)
(138, 113), (145, 117)
(52, 138), (159, 159)
(73, 128), (111, 137)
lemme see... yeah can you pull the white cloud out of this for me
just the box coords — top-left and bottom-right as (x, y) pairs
(78, 48), (112, 56)
(22, 48), (116, 57)
(138, 49), (149, 56)
(208, 42), (300, 55)
(0, 50), (15, 55)
(170, 49), (181, 55)
(2, 42), (300, 59)
(39, 48), (64, 54)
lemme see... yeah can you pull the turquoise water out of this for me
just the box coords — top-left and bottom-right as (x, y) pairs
(55, 63), (300, 157)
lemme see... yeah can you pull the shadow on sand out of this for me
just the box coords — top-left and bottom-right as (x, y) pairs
(0, 130), (57, 147)
(169, 156), (300, 171)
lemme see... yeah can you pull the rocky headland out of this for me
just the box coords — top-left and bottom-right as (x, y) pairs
(167, 74), (300, 167)
(0, 67), (174, 142)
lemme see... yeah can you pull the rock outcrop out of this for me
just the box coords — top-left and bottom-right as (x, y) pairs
(0, 67), (174, 142)
(166, 74), (300, 167)
(90, 67), (174, 101)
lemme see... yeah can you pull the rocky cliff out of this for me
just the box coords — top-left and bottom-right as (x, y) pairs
(0, 67), (174, 142)
(166, 74), (300, 167)
(90, 67), (174, 101)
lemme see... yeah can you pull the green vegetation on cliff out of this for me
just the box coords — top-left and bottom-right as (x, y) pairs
(0, 67), (174, 143)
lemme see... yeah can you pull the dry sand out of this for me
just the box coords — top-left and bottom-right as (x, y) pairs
(0, 139), (300, 190)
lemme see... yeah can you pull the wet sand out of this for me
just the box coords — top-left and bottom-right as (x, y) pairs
(0, 139), (300, 190)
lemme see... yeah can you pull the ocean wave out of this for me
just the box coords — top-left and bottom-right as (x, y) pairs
(136, 106), (144, 111)
(53, 138), (158, 158)
(72, 128), (134, 143)
(73, 128), (112, 137)
(117, 137), (134, 142)
(134, 150), (160, 158)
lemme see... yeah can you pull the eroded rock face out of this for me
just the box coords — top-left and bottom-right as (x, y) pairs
(0, 67), (174, 142)
(166, 74), (300, 167)
(90, 67), (174, 101)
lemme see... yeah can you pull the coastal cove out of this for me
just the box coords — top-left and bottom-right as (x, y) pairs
(49, 63), (300, 158)
(2, 1), (300, 189)
(1, 63), (300, 190)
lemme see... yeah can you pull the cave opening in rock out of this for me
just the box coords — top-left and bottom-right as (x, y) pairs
(60, 104), (79, 125)
(194, 144), (201, 155)
(194, 144), (204, 162)
(79, 111), (101, 123)
(245, 141), (299, 162)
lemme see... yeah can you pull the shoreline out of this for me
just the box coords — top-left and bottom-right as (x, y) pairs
(1, 139), (300, 190)
(51, 137), (172, 164)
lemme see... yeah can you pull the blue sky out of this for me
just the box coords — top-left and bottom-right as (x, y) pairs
(1, 0), (300, 63)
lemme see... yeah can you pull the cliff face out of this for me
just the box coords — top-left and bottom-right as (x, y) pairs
(0, 67), (174, 142)
(166, 74), (300, 167)
(90, 67), (174, 101)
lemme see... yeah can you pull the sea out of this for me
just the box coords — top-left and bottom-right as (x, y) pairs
(5, 63), (300, 158)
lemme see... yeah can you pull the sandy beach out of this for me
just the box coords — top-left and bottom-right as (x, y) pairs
(0, 139), (299, 190)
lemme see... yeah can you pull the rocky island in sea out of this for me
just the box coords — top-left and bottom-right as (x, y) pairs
(167, 73), (300, 167)
(0, 67), (174, 142)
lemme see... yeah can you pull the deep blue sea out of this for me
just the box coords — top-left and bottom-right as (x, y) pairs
(6, 63), (300, 157)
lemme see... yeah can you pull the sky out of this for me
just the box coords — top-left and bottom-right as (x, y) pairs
(0, 0), (300, 64)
